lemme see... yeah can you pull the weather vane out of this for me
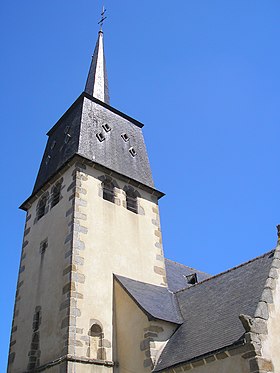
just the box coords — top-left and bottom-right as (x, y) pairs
(98, 6), (107, 30)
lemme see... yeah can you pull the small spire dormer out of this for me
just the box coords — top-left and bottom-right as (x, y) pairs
(85, 30), (110, 104)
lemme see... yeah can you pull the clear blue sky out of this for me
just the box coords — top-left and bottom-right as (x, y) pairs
(1, 0), (280, 369)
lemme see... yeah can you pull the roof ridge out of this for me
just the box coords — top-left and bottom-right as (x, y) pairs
(165, 258), (210, 275)
(175, 249), (275, 295)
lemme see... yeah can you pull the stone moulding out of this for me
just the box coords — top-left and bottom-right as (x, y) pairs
(157, 340), (248, 372)
(20, 154), (164, 211)
(22, 354), (114, 372)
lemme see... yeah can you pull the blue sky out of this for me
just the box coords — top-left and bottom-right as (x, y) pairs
(1, 0), (280, 369)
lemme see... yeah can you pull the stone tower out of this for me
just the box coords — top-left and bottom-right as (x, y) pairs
(8, 29), (166, 372)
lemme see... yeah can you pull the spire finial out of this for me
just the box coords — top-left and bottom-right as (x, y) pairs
(98, 6), (107, 31)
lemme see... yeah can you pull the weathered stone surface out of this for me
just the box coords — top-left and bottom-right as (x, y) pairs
(75, 199), (87, 207)
(68, 291), (84, 299)
(140, 338), (153, 351)
(216, 351), (228, 360)
(73, 240), (85, 250)
(63, 282), (76, 294)
(192, 359), (205, 367)
(249, 357), (274, 372)
(154, 229), (161, 237)
(152, 219), (160, 227)
(144, 332), (158, 338)
(173, 366), (183, 372)
(73, 224), (88, 234)
(242, 351), (257, 359)
(69, 307), (81, 317)
(102, 339), (111, 348)
(143, 358), (153, 368)
(251, 319), (268, 335)
(24, 227), (31, 236)
(154, 266), (165, 275)
(255, 301), (269, 320)
(265, 277), (276, 290)
(75, 212), (87, 220)
(156, 254), (164, 262)
(19, 266), (25, 273)
(269, 268), (279, 279)
(72, 272), (85, 283)
(68, 339), (83, 347)
(260, 288), (273, 303)
(181, 363), (192, 370)
(63, 265), (77, 276)
(74, 256), (84, 265)
(204, 355), (216, 363)
(144, 325), (164, 333)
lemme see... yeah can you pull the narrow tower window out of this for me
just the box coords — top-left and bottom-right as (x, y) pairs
(51, 181), (62, 208)
(37, 195), (48, 221)
(126, 188), (138, 214)
(102, 179), (115, 203)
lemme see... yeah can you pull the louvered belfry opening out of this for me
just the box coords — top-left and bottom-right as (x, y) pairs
(51, 181), (62, 208)
(102, 179), (115, 203)
(126, 189), (138, 214)
(37, 195), (47, 220)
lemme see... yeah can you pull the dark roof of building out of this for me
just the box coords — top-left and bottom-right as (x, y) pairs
(115, 275), (183, 325)
(165, 258), (211, 292)
(155, 250), (275, 371)
(33, 92), (154, 193)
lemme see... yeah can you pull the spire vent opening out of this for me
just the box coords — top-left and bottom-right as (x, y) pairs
(50, 141), (56, 150)
(64, 126), (70, 134)
(96, 133), (105, 142)
(45, 155), (51, 165)
(102, 123), (111, 132)
(129, 147), (137, 157)
(121, 133), (129, 142)
(185, 273), (198, 285)
(64, 134), (71, 144)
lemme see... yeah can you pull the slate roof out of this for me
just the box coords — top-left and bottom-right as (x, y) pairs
(155, 250), (275, 371)
(165, 258), (211, 292)
(85, 30), (110, 104)
(115, 275), (183, 325)
(33, 93), (154, 193)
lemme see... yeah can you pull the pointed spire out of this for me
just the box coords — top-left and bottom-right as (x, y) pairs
(85, 29), (110, 104)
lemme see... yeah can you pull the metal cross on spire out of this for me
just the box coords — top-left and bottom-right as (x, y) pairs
(98, 5), (107, 30)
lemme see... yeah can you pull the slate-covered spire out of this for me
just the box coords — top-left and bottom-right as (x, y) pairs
(85, 30), (110, 104)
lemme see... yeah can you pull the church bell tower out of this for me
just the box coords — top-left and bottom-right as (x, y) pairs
(8, 24), (166, 373)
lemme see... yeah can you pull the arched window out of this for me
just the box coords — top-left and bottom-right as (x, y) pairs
(89, 323), (105, 360)
(37, 195), (48, 220)
(51, 180), (62, 208)
(102, 179), (115, 203)
(125, 188), (138, 214)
